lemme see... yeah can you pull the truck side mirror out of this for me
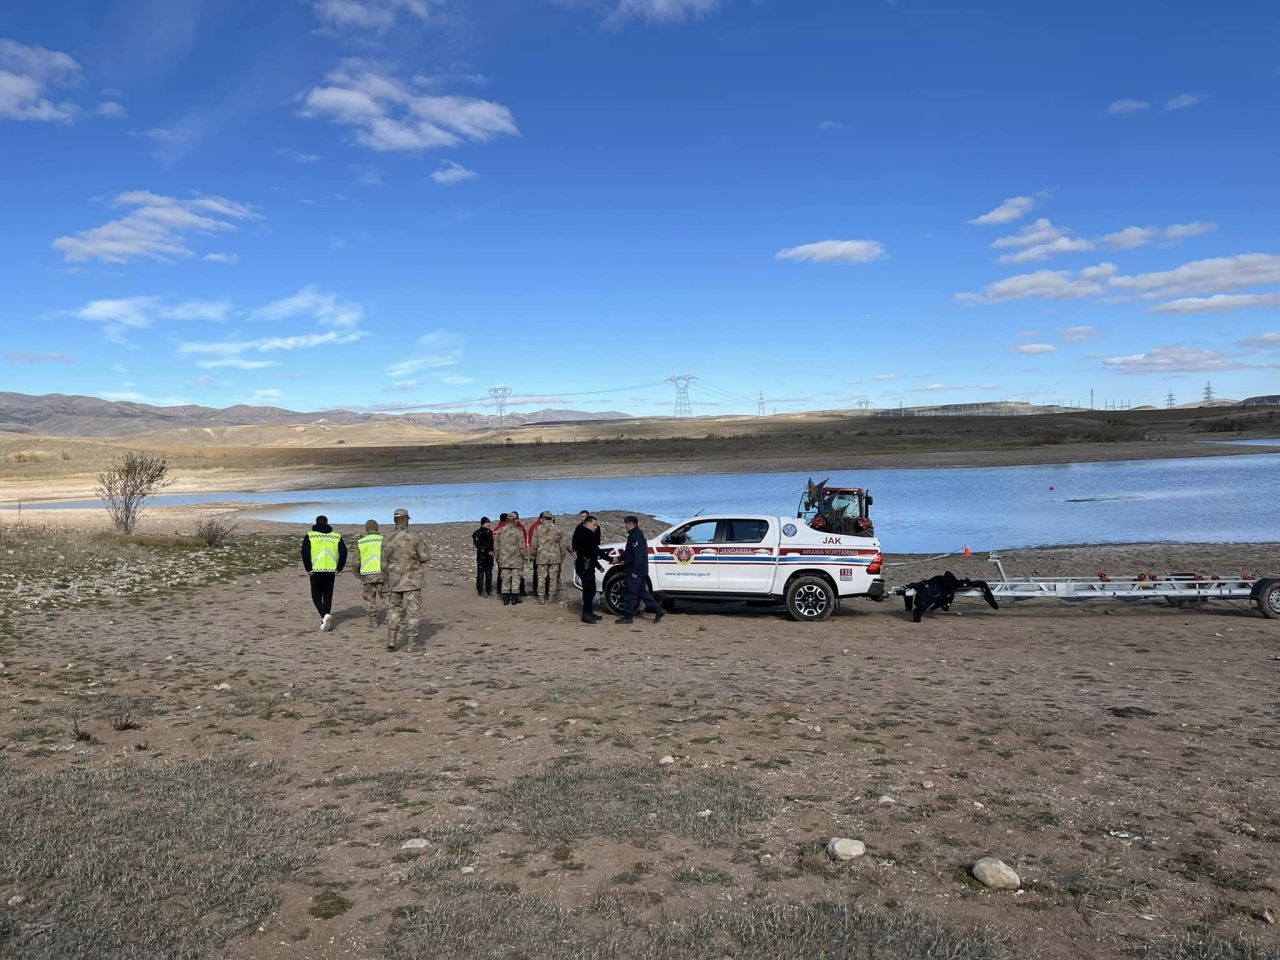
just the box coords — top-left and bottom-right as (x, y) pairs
(865, 494), (874, 506)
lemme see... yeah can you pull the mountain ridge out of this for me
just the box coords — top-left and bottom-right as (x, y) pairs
(0, 392), (632, 438)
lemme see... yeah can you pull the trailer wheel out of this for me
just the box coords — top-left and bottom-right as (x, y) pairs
(1259, 581), (1280, 620)
(786, 575), (835, 622)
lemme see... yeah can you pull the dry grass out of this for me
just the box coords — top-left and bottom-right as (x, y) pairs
(385, 885), (1011, 960)
(0, 755), (324, 960)
(486, 761), (772, 845)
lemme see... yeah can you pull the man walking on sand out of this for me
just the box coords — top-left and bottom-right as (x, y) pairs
(302, 514), (346, 632)
(495, 510), (527, 606)
(353, 519), (386, 628)
(383, 507), (431, 651)
(617, 515), (664, 626)
(531, 511), (566, 604)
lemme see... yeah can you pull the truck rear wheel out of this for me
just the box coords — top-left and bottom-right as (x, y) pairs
(786, 575), (835, 622)
(1259, 581), (1280, 620)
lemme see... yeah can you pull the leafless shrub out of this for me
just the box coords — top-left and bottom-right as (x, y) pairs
(97, 451), (172, 535)
(196, 514), (238, 547)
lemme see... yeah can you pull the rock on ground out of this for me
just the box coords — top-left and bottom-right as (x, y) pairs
(972, 856), (1020, 890)
(827, 838), (866, 861)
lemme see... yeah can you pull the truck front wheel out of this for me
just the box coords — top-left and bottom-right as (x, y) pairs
(602, 572), (627, 616)
(786, 575), (835, 622)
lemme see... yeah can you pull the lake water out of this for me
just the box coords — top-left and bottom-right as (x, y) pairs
(13, 450), (1279, 553)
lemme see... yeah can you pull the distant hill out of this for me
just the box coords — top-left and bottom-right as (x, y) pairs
(0, 392), (632, 438)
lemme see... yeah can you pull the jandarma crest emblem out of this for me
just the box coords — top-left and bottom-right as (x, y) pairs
(674, 545), (696, 566)
(782, 523), (798, 537)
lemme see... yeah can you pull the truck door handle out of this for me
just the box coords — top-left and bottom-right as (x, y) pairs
(754, 548), (770, 555)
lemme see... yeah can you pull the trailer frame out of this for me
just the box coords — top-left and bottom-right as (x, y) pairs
(894, 554), (1280, 619)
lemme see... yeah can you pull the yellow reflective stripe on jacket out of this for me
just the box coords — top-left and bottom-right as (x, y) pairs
(308, 531), (341, 573)
(357, 534), (383, 575)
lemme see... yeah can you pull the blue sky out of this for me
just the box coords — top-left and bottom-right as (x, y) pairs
(1, 0), (1278, 416)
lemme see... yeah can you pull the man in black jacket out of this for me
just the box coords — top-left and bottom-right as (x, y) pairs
(301, 514), (347, 631)
(472, 516), (495, 597)
(617, 515), (664, 626)
(572, 514), (607, 624)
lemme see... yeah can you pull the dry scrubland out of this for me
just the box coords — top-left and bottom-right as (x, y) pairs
(1, 405), (1278, 501)
(1, 517), (1279, 960)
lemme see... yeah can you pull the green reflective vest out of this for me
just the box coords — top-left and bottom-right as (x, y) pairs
(357, 534), (383, 576)
(308, 531), (341, 573)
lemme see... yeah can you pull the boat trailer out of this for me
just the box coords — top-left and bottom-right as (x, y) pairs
(894, 554), (1280, 620)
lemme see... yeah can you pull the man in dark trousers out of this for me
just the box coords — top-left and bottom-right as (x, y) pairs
(302, 514), (347, 632)
(472, 516), (495, 597)
(573, 514), (607, 624)
(617, 515), (664, 626)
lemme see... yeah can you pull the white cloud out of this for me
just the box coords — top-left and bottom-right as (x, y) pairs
(0, 37), (80, 122)
(1164, 221), (1217, 240)
(992, 218), (1094, 264)
(775, 239), (886, 264)
(817, 120), (843, 131)
(1240, 332), (1280, 350)
(1108, 253), (1280, 299)
(1058, 325), (1099, 342)
(1151, 292), (1280, 314)
(1102, 225), (1159, 249)
(1107, 99), (1150, 116)
(956, 263), (1116, 304)
(1103, 222), (1218, 249)
(52, 191), (257, 263)
(249, 388), (285, 403)
(870, 373), (898, 381)
(249, 286), (363, 330)
(441, 374), (472, 384)
(4, 351), (73, 365)
(969, 195), (1035, 226)
(1102, 345), (1244, 374)
(386, 329), (463, 378)
(95, 100), (126, 118)
(84, 288), (367, 369)
(607, 0), (724, 25)
(279, 148), (321, 163)
(430, 160), (476, 184)
(959, 254), (1280, 305)
(1164, 92), (1206, 112)
(203, 252), (239, 264)
(312, 0), (433, 30)
(73, 295), (231, 342)
(1014, 343), (1056, 354)
(301, 62), (518, 154)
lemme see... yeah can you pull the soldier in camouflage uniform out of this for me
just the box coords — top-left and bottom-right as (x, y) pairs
(383, 508), (431, 651)
(531, 511), (566, 603)
(495, 511), (528, 606)
(352, 519), (386, 628)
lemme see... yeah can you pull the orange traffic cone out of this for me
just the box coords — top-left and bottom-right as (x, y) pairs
(963, 545), (971, 557)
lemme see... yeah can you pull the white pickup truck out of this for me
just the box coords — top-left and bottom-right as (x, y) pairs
(577, 514), (885, 622)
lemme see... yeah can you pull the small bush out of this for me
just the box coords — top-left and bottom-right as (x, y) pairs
(97, 451), (172, 535)
(195, 514), (238, 548)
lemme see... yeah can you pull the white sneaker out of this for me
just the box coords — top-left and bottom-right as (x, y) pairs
(321, 614), (332, 632)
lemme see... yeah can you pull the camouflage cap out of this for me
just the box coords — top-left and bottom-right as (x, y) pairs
(393, 508), (410, 519)
(540, 510), (553, 520)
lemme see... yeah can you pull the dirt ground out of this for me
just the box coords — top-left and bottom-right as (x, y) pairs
(1, 518), (1279, 959)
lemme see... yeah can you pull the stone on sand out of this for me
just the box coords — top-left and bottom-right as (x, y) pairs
(972, 856), (1020, 890)
(827, 838), (865, 861)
